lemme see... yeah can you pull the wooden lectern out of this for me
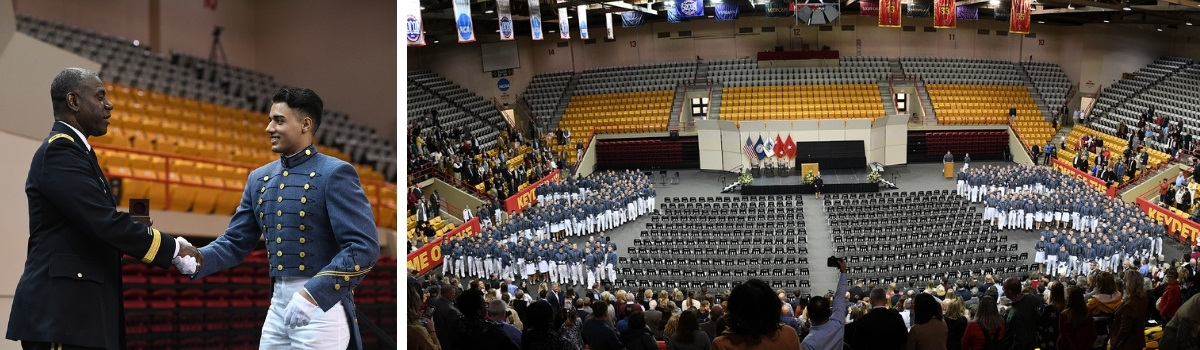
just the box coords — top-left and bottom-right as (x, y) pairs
(801, 163), (820, 177)
(943, 162), (954, 178)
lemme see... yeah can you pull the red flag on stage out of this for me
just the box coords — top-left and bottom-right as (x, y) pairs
(784, 135), (796, 159)
(774, 135), (785, 158)
(1010, 0), (1031, 34)
(934, 0), (956, 28)
(879, 0), (901, 27)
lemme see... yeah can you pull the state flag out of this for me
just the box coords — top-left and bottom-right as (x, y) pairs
(754, 136), (767, 160)
(785, 135), (797, 159)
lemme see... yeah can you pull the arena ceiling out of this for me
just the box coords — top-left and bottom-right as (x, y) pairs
(414, 0), (1200, 41)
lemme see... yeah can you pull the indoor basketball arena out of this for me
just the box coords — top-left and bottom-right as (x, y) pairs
(0, 1), (398, 349)
(406, 0), (1200, 348)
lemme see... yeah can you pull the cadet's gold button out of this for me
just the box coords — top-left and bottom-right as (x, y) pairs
(299, 211), (306, 218)
(299, 251), (306, 258)
(299, 225), (306, 231)
(301, 197), (307, 204)
(259, 212), (264, 218)
(299, 237), (306, 244)
(345, 276), (351, 281)
(277, 251), (283, 257)
(310, 172), (316, 177)
(334, 284), (341, 291)
(298, 265), (305, 271)
(277, 265), (283, 271)
(263, 176), (269, 181)
(276, 237), (282, 243)
(258, 198), (263, 204)
(259, 187), (265, 193)
(355, 265), (361, 272)
(77, 273), (83, 278)
(305, 149), (312, 156)
(283, 171), (289, 177)
(304, 184), (310, 190)
(276, 224), (282, 230)
(277, 196), (283, 202)
(279, 184), (285, 189)
(276, 210), (282, 217)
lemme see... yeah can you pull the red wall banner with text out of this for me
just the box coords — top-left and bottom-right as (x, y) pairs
(504, 170), (562, 214)
(1136, 198), (1199, 245)
(406, 217), (482, 275)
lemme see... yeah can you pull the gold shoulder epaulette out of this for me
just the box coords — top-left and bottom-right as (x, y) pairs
(47, 133), (75, 144)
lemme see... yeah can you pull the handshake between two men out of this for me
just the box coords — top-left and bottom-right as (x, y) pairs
(172, 237), (204, 275)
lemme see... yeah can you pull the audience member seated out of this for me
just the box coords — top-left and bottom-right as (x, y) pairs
(713, 279), (801, 350)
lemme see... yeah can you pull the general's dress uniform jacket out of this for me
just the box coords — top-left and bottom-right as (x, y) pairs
(192, 145), (380, 350)
(8, 123), (180, 349)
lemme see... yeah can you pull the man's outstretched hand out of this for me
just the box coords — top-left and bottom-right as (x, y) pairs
(173, 237), (204, 275)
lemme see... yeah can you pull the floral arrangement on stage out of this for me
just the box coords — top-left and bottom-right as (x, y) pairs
(802, 171), (816, 185)
(868, 170), (882, 183)
(739, 172), (753, 186)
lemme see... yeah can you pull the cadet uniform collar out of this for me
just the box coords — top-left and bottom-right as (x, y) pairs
(281, 144), (318, 168)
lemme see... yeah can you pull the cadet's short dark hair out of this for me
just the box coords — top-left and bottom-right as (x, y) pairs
(271, 87), (323, 132)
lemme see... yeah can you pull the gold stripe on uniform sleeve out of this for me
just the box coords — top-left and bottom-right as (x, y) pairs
(141, 228), (162, 264)
(47, 134), (74, 144)
(314, 266), (373, 278)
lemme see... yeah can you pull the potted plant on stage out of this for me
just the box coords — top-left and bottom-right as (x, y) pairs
(802, 171), (816, 185)
(868, 170), (882, 189)
(739, 171), (754, 187)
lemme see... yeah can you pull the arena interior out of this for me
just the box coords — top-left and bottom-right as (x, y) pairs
(406, 0), (1200, 348)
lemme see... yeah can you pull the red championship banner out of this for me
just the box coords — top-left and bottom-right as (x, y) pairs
(406, 217), (482, 275)
(504, 170), (562, 214)
(1010, 0), (1031, 34)
(859, 0), (879, 16)
(1050, 158), (1117, 197)
(879, 0), (901, 27)
(1136, 198), (1200, 245)
(934, 0), (956, 28)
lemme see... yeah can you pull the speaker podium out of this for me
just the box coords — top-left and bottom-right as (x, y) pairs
(943, 162), (954, 178)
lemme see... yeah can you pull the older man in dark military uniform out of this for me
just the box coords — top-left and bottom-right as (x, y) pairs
(190, 88), (379, 349)
(7, 68), (202, 350)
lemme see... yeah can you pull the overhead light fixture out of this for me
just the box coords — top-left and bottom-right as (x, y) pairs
(1188, 22), (1194, 25)
(1103, 19), (1110, 22)
(434, 40), (440, 43)
(989, 0), (999, 5)
(1037, 20), (1044, 23)
(1067, 4), (1073, 9)
(486, 9), (495, 13)
(420, 6), (426, 10)
(1157, 26), (1163, 31)
(1122, 4), (1131, 10)
(549, 29), (556, 33)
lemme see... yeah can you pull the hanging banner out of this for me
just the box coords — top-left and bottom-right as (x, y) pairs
(956, 4), (978, 20)
(934, 0), (956, 28)
(715, 3), (740, 20)
(859, 0), (879, 16)
(605, 13), (614, 39)
(621, 11), (644, 27)
(879, 0), (902, 27)
(1010, 0), (1031, 34)
(578, 6), (590, 39)
(994, 7), (1009, 21)
(906, 3), (931, 18)
(1136, 198), (1200, 245)
(453, 0), (476, 43)
(405, 217), (482, 275)
(529, 0), (544, 40)
(497, 0), (515, 41)
(557, 0), (571, 39)
(766, 1), (793, 18)
(404, 0), (425, 46)
(678, 0), (705, 18)
(668, 5), (689, 22)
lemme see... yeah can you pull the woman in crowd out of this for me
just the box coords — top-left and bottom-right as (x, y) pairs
(907, 293), (948, 350)
(1057, 286), (1097, 350)
(961, 296), (1006, 350)
(408, 286), (440, 350)
(1109, 270), (1148, 350)
(712, 279), (801, 349)
(668, 310), (711, 350)
(697, 300), (712, 323)
(1038, 282), (1067, 350)
(558, 302), (585, 349)
(944, 297), (968, 350)
(619, 309), (659, 350)
(1087, 271), (1123, 347)
(522, 300), (577, 350)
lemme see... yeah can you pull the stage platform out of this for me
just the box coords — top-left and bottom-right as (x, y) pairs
(742, 167), (879, 195)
